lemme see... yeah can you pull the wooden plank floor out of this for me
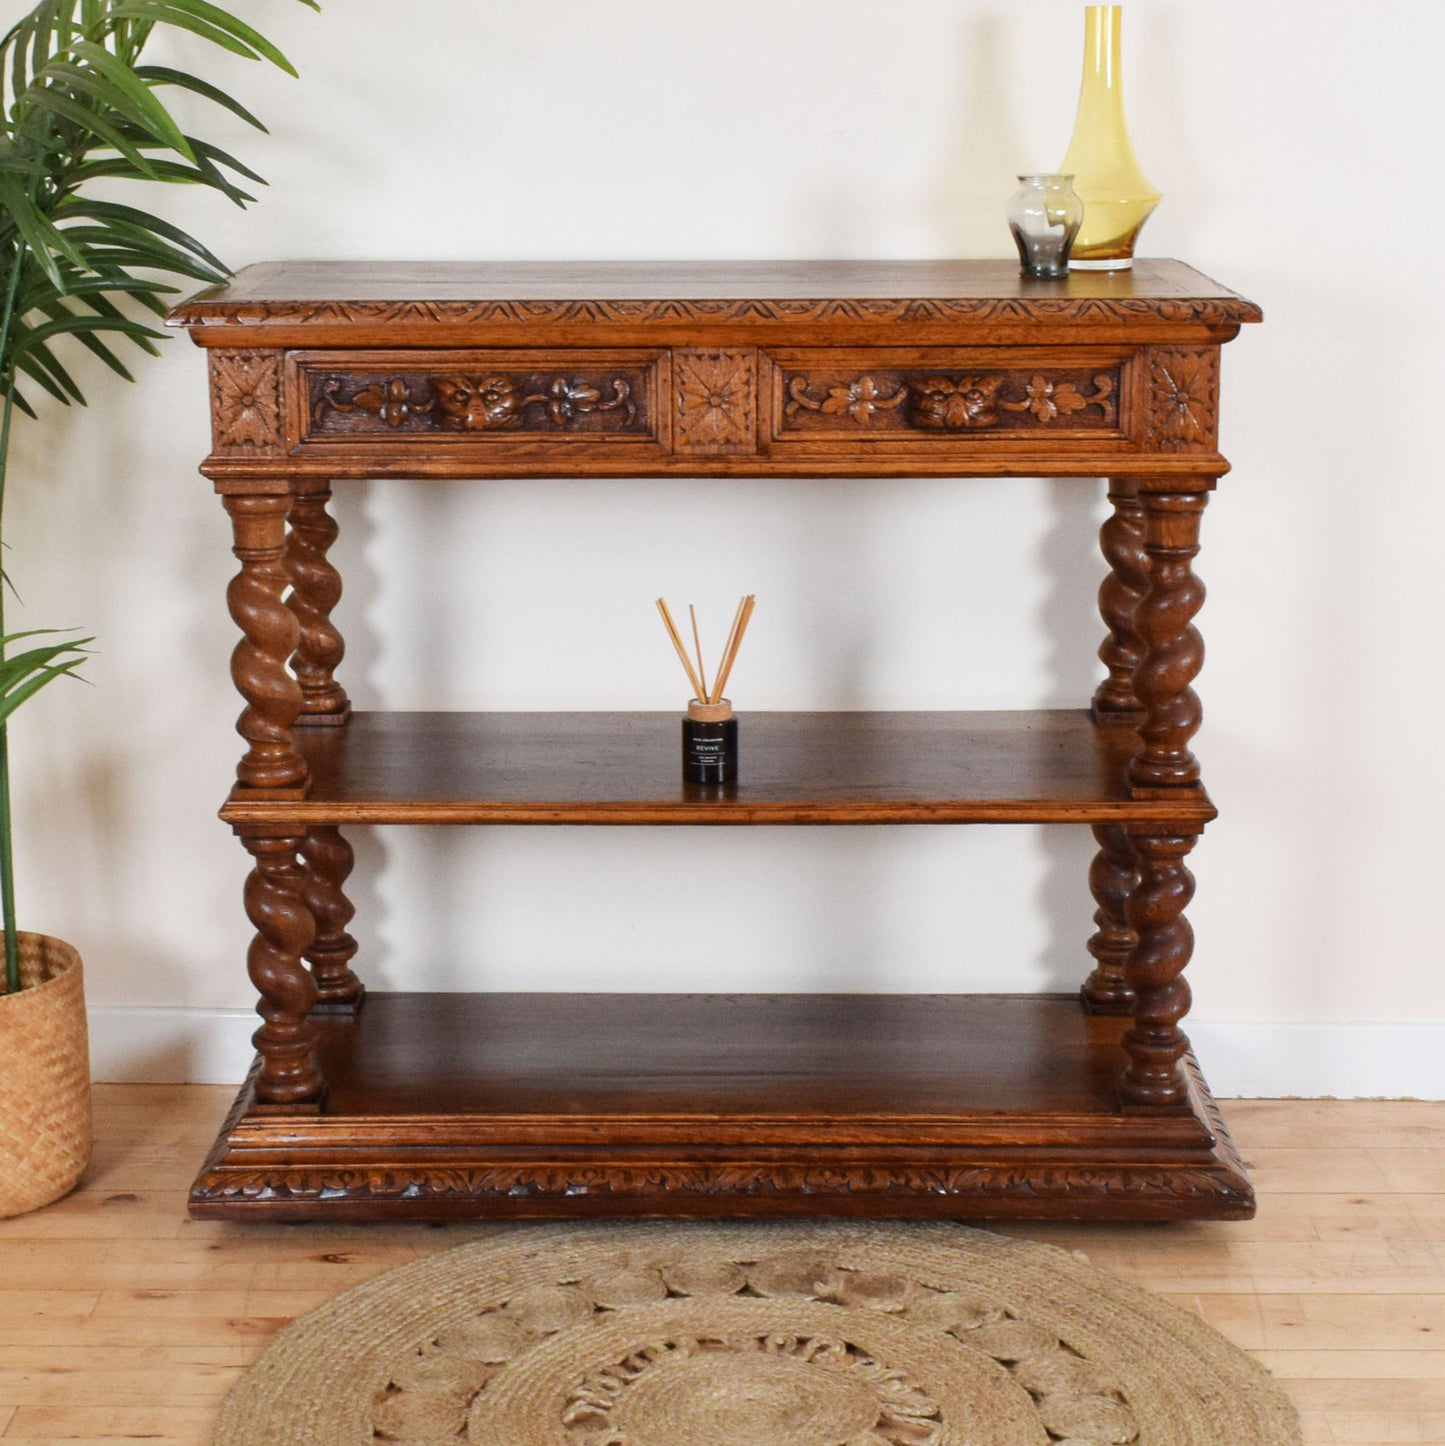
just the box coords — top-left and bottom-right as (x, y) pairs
(0, 1088), (1439, 1443)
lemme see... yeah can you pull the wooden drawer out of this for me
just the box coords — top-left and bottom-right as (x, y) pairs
(292, 349), (663, 446)
(197, 344), (1224, 474)
(762, 348), (1135, 451)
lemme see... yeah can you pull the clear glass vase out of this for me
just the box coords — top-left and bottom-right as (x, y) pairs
(1058, 5), (1161, 270)
(1007, 174), (1084, 278)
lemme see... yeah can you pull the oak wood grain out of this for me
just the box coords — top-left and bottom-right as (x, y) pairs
(171, 257), (1260, 322)
(188, 992), (1252, 1223)
(220, 709), (1218, 827)
(311, 992), (1141, 1119)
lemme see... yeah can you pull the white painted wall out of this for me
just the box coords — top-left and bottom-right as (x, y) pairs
(8, 0), (1445, 1095)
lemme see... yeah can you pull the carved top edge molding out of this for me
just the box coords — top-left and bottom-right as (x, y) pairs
(175, 295), (1262, 329)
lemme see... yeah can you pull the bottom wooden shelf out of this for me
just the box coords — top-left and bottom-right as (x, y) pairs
(190, 993), (1253, 1222)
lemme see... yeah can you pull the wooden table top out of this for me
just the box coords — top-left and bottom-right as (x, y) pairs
(169, 258), (1262, 336)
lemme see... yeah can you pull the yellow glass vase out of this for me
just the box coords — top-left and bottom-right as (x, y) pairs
(1058, 5), (1160, 270)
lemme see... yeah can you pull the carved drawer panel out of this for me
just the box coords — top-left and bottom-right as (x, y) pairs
(295, 350), (661, 445)
(764, 349), (1131, 445)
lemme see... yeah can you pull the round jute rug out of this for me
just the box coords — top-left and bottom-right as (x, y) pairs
(214, 1220), (1301, 1445)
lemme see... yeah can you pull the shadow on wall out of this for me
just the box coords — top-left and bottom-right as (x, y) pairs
(329, 486), (390, 979)
(1037, 478), (1113, 991)
(930, 13), (1026, 258)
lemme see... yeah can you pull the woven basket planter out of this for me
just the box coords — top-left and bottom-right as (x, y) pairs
(0, 932), (92, 1218)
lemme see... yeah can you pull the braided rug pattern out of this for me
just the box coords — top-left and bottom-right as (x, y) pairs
(214, 1221), (1300, 1445)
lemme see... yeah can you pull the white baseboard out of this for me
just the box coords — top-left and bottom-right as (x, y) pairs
(86, 1005), (1445, 1100)
(89, 1006), (258, 1088)
(1183, 1021), (1445, 1100)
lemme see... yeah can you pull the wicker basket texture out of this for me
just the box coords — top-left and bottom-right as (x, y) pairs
(0, 932), (92, 1218)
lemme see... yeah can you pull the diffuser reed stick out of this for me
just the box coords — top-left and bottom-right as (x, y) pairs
(656, 595), (755, 704)
(709, 595), (747, 703)
(710, 594), (755, 704)
(689, 604), (710, 703)
(655, 598), (707, 702)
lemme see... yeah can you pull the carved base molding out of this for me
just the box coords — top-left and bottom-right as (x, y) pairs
(189, 992), (1253, 1223)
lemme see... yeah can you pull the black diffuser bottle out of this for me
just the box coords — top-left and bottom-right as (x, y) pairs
(682, 698), (738, 784)
(656, 593), (754, 788)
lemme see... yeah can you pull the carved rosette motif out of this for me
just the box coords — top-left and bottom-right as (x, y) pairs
(209, 351), (283, 454)
(309, 370), (643, 436)
(674, 349), (756, 453)
(1145, 347), (1220, 451)
(782, 370), (1118, 434)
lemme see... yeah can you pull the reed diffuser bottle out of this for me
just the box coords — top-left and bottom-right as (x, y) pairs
(656, 595), (755, 786)
(1058, 5), (1160, 269)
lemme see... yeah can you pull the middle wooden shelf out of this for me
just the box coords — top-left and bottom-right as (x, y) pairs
(219, 709), (1216, 828)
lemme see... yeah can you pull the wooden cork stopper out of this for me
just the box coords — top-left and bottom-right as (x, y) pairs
(687, 699), (733, 723)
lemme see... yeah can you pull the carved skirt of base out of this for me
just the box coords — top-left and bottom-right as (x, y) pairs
(190, 1052), (1252, 1223)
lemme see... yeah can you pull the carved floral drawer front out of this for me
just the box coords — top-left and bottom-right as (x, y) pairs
(767, 352), (1127, 442)
(299, 352), (659, 443)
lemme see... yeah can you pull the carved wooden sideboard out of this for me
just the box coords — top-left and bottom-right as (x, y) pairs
(173, 259), (1261, 1221)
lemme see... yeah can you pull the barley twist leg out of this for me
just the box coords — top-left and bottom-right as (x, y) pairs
(286, 479), (351, 725)
(1129, 487), (1208, 791)
(1082, 823), (1138, 1014)
(224, 492), (307, 791)
(1093, 476), (1148, 717)
(1120, 830), (1198, 1106)
(302, 825), (363, 1012)
(240, 831), (320, 1103)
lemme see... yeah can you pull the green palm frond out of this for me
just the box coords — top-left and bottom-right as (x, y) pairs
(0, 1), (313, 409)
(0, 0), (318, 985)
(0, 630), (92, 725)
(133, 64), (268, 131)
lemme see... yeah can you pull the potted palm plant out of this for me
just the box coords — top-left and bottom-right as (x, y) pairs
(0, 0), (316, 1217)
